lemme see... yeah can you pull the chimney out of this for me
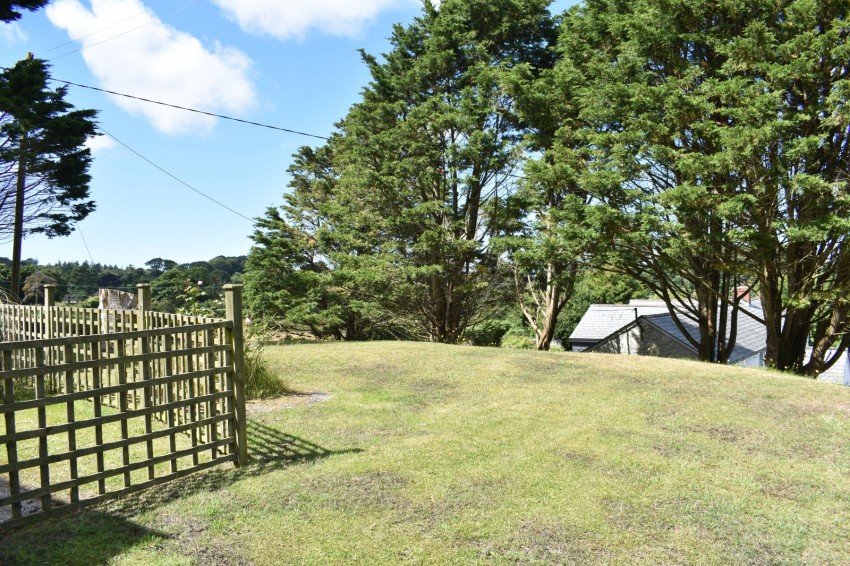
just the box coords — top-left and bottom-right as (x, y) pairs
(735, 286), (750, 304)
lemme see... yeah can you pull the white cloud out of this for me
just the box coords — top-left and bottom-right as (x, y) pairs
(211, 0), (404, 40)
(46, 0), (256, 135)
(84, 134), (117, 153)
(0, 23), (28, 44)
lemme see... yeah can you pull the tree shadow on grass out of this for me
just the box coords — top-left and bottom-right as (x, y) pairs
(0, 421), (362, 565)
(0, 510), (169, 566)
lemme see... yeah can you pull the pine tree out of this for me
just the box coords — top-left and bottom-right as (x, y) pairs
(250, 0), (556, 342)
(719, 0), (850, 374)
(0, 56), (98, 300)
(0, 1), (49, 22)
(495, 8), (595, 350)
(570, 0), (775, 362)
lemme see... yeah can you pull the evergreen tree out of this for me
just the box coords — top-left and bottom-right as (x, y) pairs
(252, 0), (557, 342)
(570, 0), (773, 362)
(546, 0), (850, 373)
(719, 0), (850, 374)
(0, 1), (49, 22)
(496, 11), (595, 350)
(0, 56), (98, 300)
(246, 145), (402, 340)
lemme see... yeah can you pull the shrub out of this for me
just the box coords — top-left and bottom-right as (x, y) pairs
(243, 339), (292, 399)
(500, 334), (537, 349)
(461, 319), (510, 346)
(77, 296), (100, 309)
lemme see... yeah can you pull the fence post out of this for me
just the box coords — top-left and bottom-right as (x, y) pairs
(44, 285), (56, 385)
(44, 284), (56, 339)
(136, 284), (151, 331)
(43, 284), (56, 308)
(224, 284), (248, 466)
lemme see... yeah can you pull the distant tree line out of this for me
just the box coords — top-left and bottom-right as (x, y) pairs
(245, 0), (850, 377)
(0, 255), (246, 313)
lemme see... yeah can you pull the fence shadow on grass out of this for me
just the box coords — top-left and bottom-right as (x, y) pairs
(0, 510), (169, 566)
(0, 421), (362, 563)
(248, 421), (362, 464)
(96, 421), (363, 520)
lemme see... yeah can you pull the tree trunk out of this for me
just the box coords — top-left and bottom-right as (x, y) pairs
(535, 281), (561, 351)
(10, 130), (27, 302)
(775, 309), (811, 371)
(695, 287), (717, 363)
(803, 305), (850, 376)
(759, 265), (784, 369)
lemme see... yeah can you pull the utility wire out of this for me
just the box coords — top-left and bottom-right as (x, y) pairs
(98, 127), (255, 224)
(76, 222), (96, 265)
(48, 83), (524, 178)
(49, 0), (201, 60)
(52, 79), (331, 141)
(48, 5), (153, 50)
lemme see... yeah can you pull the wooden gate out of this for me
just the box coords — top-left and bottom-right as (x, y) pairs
(0, 284), (248, 531)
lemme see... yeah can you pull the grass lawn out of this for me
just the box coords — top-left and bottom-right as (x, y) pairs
(1, 341), (849, 564)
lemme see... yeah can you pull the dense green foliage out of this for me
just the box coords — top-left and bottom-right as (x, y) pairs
(248, 0), (557, 343)
(0, 0), (49, 23)
(494, 42), (599, 350)
(723, 0), (850, 374)
(565, 0), (850, 373)
(561, 0), (760, 363)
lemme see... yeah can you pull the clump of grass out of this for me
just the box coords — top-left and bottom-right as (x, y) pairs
(243, 339), (291, 399)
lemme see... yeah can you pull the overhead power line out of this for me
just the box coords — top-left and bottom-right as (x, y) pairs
(98, 127), (255, 224)
(49, 6), (150, 51)
(52, 79), (331, 141)
(50, 82), (525, 179)
(76, 222), (96, 265)
(49, 0), (202, 60)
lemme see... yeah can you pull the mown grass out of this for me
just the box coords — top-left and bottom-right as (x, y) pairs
(2, 342), (849, 565)
(3, 393), (204, 502)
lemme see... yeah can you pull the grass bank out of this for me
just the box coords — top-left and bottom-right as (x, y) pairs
(2, 342), (849, 564)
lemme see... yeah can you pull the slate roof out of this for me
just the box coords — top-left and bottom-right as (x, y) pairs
(572, 299), (768, 364)
(572, 299), (849, 385)
(639, 306), (766, 364)
(569, 302), (669, 343)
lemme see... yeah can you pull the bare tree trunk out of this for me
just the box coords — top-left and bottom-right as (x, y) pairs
(10, 130), (27, 302)
(512, 262), (573, 351)
(803, 305), (849, 376)
(535, 273), (560, 350)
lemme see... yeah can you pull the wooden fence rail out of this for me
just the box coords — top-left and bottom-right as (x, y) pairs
(0, 284), (248, 531)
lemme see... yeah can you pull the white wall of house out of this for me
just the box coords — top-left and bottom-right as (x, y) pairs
(734, 351), (765, 369)
(814, 349), (850, 386)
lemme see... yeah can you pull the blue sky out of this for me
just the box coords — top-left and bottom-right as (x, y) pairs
(0, 0), (575, 268)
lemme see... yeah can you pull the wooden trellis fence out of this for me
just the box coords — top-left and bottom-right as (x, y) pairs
(0, 284), (248, 531)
